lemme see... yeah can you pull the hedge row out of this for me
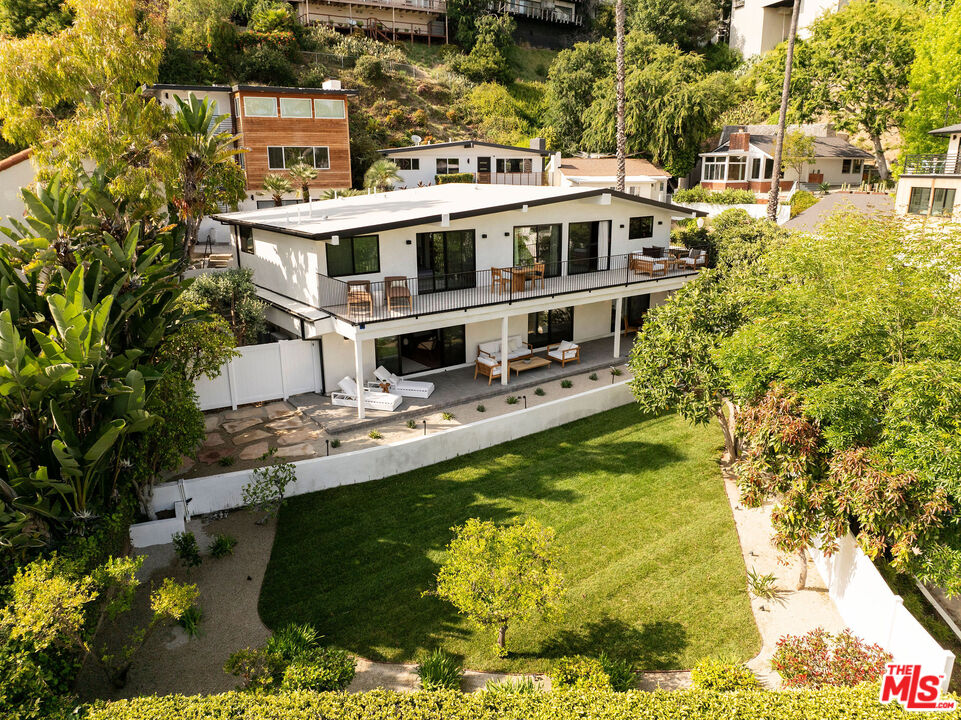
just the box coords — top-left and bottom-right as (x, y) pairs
(85, 685), (958, 719)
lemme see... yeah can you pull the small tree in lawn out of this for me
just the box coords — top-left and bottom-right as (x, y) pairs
(243, 448), (296, 524)
(431, 517), (563, 656)
(781, 130), (815, 186)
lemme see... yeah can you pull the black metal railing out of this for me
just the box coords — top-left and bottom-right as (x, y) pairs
(475, 171), (549, 186)
(903, 154), (961, 176)
(489, 0), (582, 24)
(316, 251), (699, 324)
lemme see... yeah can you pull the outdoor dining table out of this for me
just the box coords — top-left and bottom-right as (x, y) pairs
(505, 266), (534, 291)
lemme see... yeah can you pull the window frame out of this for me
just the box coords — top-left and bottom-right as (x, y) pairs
(243, 96), (278, 117)
(279, 97), (313, 118)
(267, 146), (331, 170)
(396, 158), (420, 170)
(628, 215), (654, 240)
(436, 157), (460, 174)
(702, 155), (726, 181)
(238, 226), (254, 254)
(932, 187), (957, 217)
(314, 98), (346, 119)
(325, 235), (381, 277)
(907, 186), (932, 215)
(727, 155), (747, 181)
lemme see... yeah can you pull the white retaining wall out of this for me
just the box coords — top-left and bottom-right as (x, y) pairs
(672, 200), (791, 225)
(136, 381), (635, 545)
(195, 339), (322, 411)
(811, 534), (955, 691)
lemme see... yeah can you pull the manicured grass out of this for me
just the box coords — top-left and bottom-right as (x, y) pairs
(259, 407), (760, 673)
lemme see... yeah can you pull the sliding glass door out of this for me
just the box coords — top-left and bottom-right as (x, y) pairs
(375, 325), (466, 376)
(513, 224), (561, 277)
(416, 230), (476, 294)
(568, 221), (600, 274)
(528, 307), (573, 347)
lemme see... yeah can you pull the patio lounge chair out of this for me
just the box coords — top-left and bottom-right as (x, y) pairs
(474, 335), (533, 384)
(490, 267), (511, 294)
(547, 340), (580, 367)
(347, 280), (373, 315)
(680, 249), (707, 268)
(330, 377), (403, 411)
(371, 366), (435, 398)
(529, 261), (546, 288)
(628, 252), (666, 277)
(384, 276), (412, 312)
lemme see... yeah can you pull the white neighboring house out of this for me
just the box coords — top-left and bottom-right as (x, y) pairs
(729, 0), (847, 58)
(0, 149), (36, 231)
(380, 139), (552, 188)
(212, 183), (705, 417)
(698, 124), (872, 197)
(895, 123), (961, 220)
(553, 156), (670, 202)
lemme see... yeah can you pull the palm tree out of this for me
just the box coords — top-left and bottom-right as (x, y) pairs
(262, 173), (293, 207)
(287, 161), (318, 202)
(615, 0), (626, 193)
(767, 0), (802, 222)
(167, 92), (245, 260)
(320, 188), (364, 199)
(363, 159), (402, 192)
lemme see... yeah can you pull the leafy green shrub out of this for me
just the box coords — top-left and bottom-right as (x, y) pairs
(406, 419), (417, 429)
(354, 55), (384, 83)
(416, 649), (463, 690)
(435, 172), (475, 184)
(182, 269), (267, 346)
(410, 108), (429, 126)
(549, 655), (613, 691)
(242, 449), (296, 524)
(790, 190), (819, 218)
(368, 430), (383, 439)
(178, 605), (202, 638)
(589, 373), (598, 381)
(224, 647), (282, 690)
(673, 187), (756, 204)
(330, 439), (341, 448)
(266, 623), (320, 662)
(218, 455), (236, 467)
(691, 656), (760, 691)
(484, 675), (540, 695)
(560, 379), (573, 389)
(771, 629), (891, 688)
(172, 531), (202, 569)
(611, 367), (623, 377)
(476, 404), (486, 412)
(506, 396), (518, 405)
(210, 534), (238, 559)
(236, 45), (298, 86)
(441, 412), (455, 421)
(83, 684), (939, 719)
(281, 648), (356, 692)
(747, 567), (782, 601)
(534, 387), (545, 396)
(598, 652), (636, 692)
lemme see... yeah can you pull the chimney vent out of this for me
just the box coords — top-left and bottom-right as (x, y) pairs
(729, 131), (750, 151)
(530, 137), (546, 151)
(321, 79), (342, 91)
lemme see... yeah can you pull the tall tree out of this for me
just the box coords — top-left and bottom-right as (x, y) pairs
(0, 0), (71, 37)
(781, 130), (815, 185)
(287, 161), (317, 202)
(766, 0), (801, 221)
(363, 159), (401, 192)
(615, 0), (626, 192)
(628, 0), (723, 51)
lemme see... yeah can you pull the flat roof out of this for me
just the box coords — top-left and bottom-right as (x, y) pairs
(930, 123), (961, 136)
(149, 83), (357, 96)
(212, 184), (705, 240)
(151, 84), (233, 92)
(380, 140), (550, 156)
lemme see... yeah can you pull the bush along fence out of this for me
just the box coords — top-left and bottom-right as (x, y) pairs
(810, 534), (955, 691)
(84, 685), (957, 720)
(131, 382), (635, 547)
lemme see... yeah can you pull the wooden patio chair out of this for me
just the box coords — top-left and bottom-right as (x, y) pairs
(490, 267), (511, 294)
(346, 280), (373, 315)
(384, 276), (412, 312)
(529, 262), (546, 288)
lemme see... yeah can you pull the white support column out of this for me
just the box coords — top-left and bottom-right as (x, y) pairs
(500, 315), (510, 386)
(353, 337), (365, 420)
(613, 296), (623, 358)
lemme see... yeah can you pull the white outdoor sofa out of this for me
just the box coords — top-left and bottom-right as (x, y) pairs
(330, 377), (403, 411)
(370, 366), (435, 398)
(474, 335), (533, 384)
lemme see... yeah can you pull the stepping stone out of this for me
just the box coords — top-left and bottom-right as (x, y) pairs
(197, 447), (232, 464)
(276, 428), (320, 446)
(274, 443), (316, 459)
(203, 432), (225, 448)
(222, 418), (262, 434)
(203, 415), (222, 432)
(265, 402), (296, 420)
(266, 416), (305, 431)
(239, 441), (270, 461)
(223, 406), (266, 421)
(233, 429), (270, 444)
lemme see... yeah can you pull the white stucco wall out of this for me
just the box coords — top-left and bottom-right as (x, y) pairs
(729, 0), (846, 58)
(386, 145), (548, 188)
(0, 155), (35, 230)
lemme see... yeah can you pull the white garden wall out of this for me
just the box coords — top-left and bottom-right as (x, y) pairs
(810, 534), (955, 691)
(137, 381), (635, 546)
(673, 201), (791, 225)
(195, 339), (322, 411)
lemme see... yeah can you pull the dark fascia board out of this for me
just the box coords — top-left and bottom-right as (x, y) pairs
(232, 84), (358, 96)
(211, 188), (706, 241)
(379, 140), (550, 156)
(151, 83), (233, 92)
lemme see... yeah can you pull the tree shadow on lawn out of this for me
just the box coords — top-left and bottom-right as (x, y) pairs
(534, 616), (688, 670)
(259, 409), (690, 665)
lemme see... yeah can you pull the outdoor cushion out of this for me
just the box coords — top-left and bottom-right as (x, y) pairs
(648, 246), (664, 258)
(558, 340), (576, 352)
(477, 356), (499, 368)
(688, 248), (700, 259)
(641, 246), (656, 257)
(338, 377), (358, 397)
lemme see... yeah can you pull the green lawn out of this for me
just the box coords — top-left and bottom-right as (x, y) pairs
(259, 407), (760, 673)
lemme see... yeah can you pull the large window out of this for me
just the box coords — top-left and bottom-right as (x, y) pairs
(932, 188), (956, 216)
(528, 307), (573, 347)
(842, 158), (863, 174)
(314, 98), (345, 119)
(243, 96), (277, 117)
(703, 155), (725, 181)
(514, 224), (561, 277)
(728, 155), (747, 181)
(267, 146), (330, 170)
(238, 226), (254, 254)
(907, 187), (932, 215)
(436, 158), (460, 174)
(375, 325), (466, 376)
(496, 157), (533, 173)
(416, 230), (476, 293)
(396, 158), (420, 170)
(279, 97), (312, 118)
(325, 235), (380, 276)
(612, 294), (651, 332)
(568, 221), (600, 274)
(629, 216), (654, 239)
(751, 157), (774, 180)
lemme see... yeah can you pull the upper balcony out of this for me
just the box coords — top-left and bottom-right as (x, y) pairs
(903, 154), (961, 176)
(475, 171), (549, 186)
(316, 252), (698, 325)
(490, 0), (582, 25)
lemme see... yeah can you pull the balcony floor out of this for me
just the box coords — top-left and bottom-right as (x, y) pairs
(325, 265), (696, 325)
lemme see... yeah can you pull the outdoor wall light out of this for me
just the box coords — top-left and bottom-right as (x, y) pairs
(619, 224), (625, 228)
(405, 239), (412, 245)
(481, 233), (487, 238)
(504, 232), (510, 236)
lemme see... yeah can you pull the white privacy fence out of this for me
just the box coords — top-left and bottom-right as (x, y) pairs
(810, 534), (955, 691)
(194, 340), (323, 411)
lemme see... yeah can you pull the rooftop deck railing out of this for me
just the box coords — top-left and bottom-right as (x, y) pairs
(316, 252), (698, 325)
(475, 171), (549, 186)
(903, 154), (961, 176)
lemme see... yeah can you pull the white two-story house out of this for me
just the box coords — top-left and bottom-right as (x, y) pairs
(380, 139), (553, 188)
(895, 123), (961, 219)
(213, 184), (705, 416)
